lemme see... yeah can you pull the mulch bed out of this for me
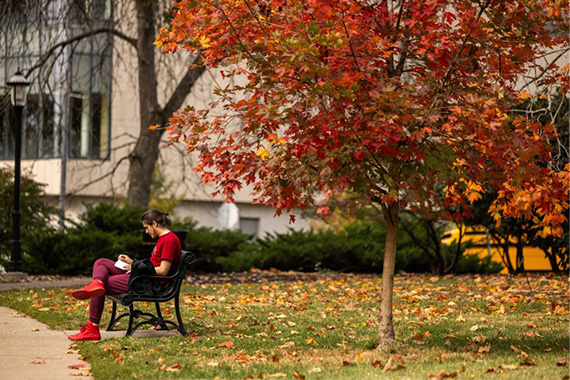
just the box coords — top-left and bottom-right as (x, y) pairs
(185, 269), (379, 285)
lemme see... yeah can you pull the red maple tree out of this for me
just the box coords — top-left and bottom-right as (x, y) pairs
(157, 0), (569, 350)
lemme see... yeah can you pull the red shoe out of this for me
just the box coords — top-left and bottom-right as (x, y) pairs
(71, 280), (105, 300)
(68, 321), (101, 341)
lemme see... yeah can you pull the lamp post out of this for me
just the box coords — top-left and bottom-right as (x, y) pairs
(5, 70), (30, 280)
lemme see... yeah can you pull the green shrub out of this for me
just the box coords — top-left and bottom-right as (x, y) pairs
(217, 220), (434, 274)
(22, 203), (145, 275)
(23, 225), (143, 275)
(79, 203), (146, 233)
(215, 219), (500, 275)
(0, 167), (58, 270)
(178, 221), (252, 272)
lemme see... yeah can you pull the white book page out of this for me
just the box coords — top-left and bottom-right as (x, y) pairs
(114, 260), (129, 270)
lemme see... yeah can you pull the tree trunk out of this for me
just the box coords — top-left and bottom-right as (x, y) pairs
(377, 202), (399, 352)
(515, 229), (525, 274)
(127, 129), (163, 206)
(127, 0), (162, 207)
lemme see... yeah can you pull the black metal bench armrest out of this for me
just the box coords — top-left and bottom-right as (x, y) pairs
(129, 273), (177, 284)
(127, 251), (194, 295)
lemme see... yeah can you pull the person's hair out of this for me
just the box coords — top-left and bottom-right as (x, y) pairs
(141, 209), (172, 229)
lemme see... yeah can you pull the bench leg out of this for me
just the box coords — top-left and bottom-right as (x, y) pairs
(107, 300), (187, 337)
(126, 304), (135, 337)
(106, 301), (118, 331)
(155, 303), (168, 331)
(174, 297), (188, 336)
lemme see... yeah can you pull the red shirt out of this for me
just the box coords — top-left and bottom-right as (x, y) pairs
(149, 231), (182, 277)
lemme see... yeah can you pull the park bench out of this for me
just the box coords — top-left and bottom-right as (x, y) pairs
(106, 250), (195, 337)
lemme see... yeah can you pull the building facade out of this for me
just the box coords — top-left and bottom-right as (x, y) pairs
(0, 0), (310, 236)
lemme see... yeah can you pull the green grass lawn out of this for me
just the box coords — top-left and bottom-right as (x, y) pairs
(0, 273), (568, 380)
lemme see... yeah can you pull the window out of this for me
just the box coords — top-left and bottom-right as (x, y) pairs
(23, 93), (57, 159)
(69, 35), (112, 159)
(239, 217), (260, 236)
(69, 92), (109, 158)
(0, 0), (113, 161)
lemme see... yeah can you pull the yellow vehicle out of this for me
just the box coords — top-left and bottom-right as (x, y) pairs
(441, 225), (554, 274)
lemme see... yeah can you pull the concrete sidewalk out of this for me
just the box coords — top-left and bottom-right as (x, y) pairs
(0, 306), (92, 380)
(0, 277), (89, 292)
(0, 280), (180, 380)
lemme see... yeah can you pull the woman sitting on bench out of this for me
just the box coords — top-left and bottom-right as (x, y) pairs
(68, 209), (182, 341)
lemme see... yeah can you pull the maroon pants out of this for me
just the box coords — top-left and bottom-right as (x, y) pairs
(89, 258), (129, 324)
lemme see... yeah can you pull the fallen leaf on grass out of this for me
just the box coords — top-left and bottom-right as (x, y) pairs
(428, 369), (458, 380)
(218, 341), (234, 348)
(472, 335), (487, 343)
(353, 352), (365, 362)
(520, 358), (536, 366)
(292, 371), (305, 380)
(276, 341), (295, 349)
(266, 374), (287, 378)
(477, 344), (491, 354)
(383, 357), (406, 371)
(371, 360), (382, 368)
(412, 331), (431, 340)
(499, 364), (518, 370)
(162, 363), (181, 372)
(235, 355), (250, 362)
(557, 359), (568, 366)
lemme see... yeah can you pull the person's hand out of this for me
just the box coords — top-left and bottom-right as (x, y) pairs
(118, 254), (133, 264)
(124, 263), (131, 274)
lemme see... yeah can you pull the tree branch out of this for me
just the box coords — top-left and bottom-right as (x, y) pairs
(65, 155), (130, 197)
(520, 48), (569, 91)
(439, 0), (491, 87)
(25, 27), (138, 78)
(341, 17), (362, 72)
(162, 56), (206, 121)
